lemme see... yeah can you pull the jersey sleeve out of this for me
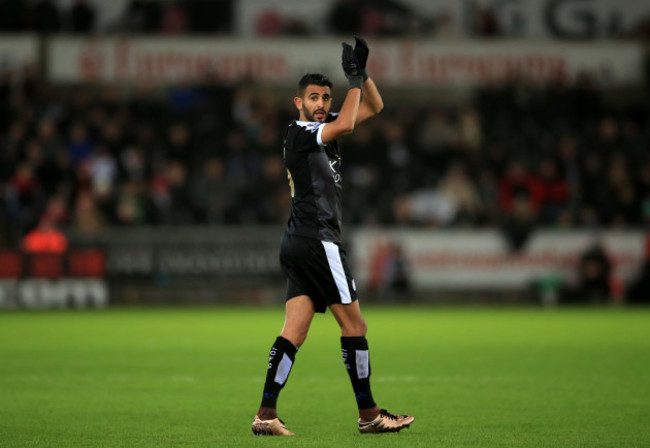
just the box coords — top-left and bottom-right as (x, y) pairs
(318, 113), (338, 146)
(288, 121), (326, 153)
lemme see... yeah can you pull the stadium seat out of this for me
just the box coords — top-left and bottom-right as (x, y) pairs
(0, 251), (23, 278)
(68, 249), (107, 278)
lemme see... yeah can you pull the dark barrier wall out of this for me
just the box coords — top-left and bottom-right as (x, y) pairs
(70, 226), (284, 279)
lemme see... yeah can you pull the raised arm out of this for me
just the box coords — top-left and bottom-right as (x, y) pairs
(357, 77), (384, 124)
(352, 35), (384, 124)
(320, 42), (364, 144)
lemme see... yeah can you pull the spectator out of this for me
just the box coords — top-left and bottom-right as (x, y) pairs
(361, 0), (418, 36)
(1, 66), (649, 246)
(433, 12), (459, 39)
(197, 70), (236, 128)
(407, 187), (456, 227)
(254, 9), (284, 36)
(241, 154), (288, 224)
(627, 235), (650, 304)
(167, 82), (203, 114)
(327, 0), (364, 35)
(0, 0), (27, 31)
(129, 84), (163, 124)
(380, 241), (413, 301)
(161, 0), (188, 34)
(384, 126), (409, 174)
(115, 181), (148, 225)
(29, 0), (61, 33)
(457, 108), (481, 153)
(636, 162), (650, 222)
(501, 195), (536, 252)
(1, 121), (27, 180)
(536, 158), (569, 224)
(42, 148), (75, 199)
(415, 107), (457, 170)
(473, 6), (500, 37)
(88, 146), (118, 198)
(164, 122), (193, 166)
(437, 163), (483, 225)
(99, 120), (126, 157)
(476, 169), (500, 226)
(580, 152), (608, 214)
(72, 191), (104, 235)
(123, 0), (162, 33)
(498, 160), (544, 216)
(67, 122), (94, 167)
(37, 118), (64, 160)
(68, 0), (95, 33)
(190, 157), (231, 224)
(569, 239), (613, 304)
(185, 0), (232, 34)
(611, 182), (641, 227)
(5, 162), (43, 232)
(150, 160), (192, 224)
(22, 216), (67, 254)
(119, 146), (148, 183)
(556, 136), (581, 207)
(15, 193), (66, 249)
(283, 16), (309, 36)
(593, 117), (621, 156)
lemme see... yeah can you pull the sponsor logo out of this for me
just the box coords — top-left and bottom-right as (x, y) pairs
(329, 160), (341, 183)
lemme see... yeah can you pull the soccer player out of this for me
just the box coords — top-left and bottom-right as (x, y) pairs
(251, 36), (414, 436)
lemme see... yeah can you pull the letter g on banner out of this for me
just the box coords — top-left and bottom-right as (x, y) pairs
(545, 0), (596, 38)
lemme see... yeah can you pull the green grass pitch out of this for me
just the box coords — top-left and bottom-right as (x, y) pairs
(1, 306), (649, 447)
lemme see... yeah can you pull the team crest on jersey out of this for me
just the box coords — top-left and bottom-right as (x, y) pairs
(296, 121), (321, 133)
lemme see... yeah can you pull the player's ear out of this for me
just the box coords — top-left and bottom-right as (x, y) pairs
(294, 96), (302, 110)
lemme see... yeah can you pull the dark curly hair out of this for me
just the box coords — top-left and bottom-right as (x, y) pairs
(297, 73), (333, 97)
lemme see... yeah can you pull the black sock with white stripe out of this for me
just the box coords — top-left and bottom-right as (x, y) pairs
(341, 336), (377, 410)
(260, 336), (298, 409)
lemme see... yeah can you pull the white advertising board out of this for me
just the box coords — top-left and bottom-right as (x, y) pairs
(352, 230), (645, 290)
(0, 279), (109, 309)
(237, 0), (650, 39)
(0, 35), (39, 73)
(47, 37), (643, 86)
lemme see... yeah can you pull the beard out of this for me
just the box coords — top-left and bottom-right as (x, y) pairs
(302, 105), (327, 122)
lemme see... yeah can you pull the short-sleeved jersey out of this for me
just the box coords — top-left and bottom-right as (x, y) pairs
(283, 112), (343, 242)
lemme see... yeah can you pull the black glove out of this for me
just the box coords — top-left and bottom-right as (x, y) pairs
(341, 42), (363, 90)
(353, 35), (369, 81)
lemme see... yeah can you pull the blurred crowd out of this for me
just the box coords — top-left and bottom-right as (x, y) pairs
(1, 65), (649, 249)
(0, 0), (97, 34)
(0, 0), (232, 34)
(344, 73), (650, 250)
(3, 0), (650, 39)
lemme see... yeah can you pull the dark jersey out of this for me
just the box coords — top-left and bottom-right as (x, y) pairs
(283, 112), (343, 242)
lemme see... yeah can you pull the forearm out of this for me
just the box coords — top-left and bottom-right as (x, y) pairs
(361, 77), (383, 115)
(355, 77), (383, 124)
(321, 88), (361, 142)
(340, 87), (362, 127)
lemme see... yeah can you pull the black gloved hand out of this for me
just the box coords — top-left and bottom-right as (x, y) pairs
(353, 35), (369, 81)
(341, 42), (363, 90)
